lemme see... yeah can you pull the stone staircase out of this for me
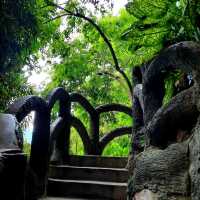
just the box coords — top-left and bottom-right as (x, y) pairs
(46, 155), (128, 200)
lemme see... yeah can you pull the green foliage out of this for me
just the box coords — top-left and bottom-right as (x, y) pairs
(23, 140), (31, 156)
(0, 0), (36, 109)
(5, 0), (200, 157)
(45, 9), (134, 103)
(126, 0), (200, 108)
(163, 71), (181, 105)
(44, 0), (200, 156)
(103, 135), (131, 156)
(0, 0), (60, 72)
(0, 0), (37, 72)
(100, 112), (132, 137)
(124, 0), (200, 66)
(0, 0), (60, 111)
(0, 71), (33, 112)
(43, 9), (134, 156)
(0, 0), (132, 156)
(69, 128), (84, 155)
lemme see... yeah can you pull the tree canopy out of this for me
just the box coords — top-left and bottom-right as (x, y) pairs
(0, 0), (60, 111)
(124, 0), (200, 66)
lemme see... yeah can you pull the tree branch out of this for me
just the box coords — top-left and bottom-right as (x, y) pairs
(132, 29), (170, 38)
(97, 71), (120, 80)
(44, 13), (70, 24)
(45, 0), (133, 96)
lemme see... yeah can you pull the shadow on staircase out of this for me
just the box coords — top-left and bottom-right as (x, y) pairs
(46, 155), (128, 200)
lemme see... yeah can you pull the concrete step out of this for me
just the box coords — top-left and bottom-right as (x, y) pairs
(64, 155), (128, 168)
(41, 197), (103, 200)
(47, 178), (127, 200)
(49, 165), (128, 183)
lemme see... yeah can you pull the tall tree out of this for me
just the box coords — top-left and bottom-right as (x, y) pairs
(0, 0), (60, 111)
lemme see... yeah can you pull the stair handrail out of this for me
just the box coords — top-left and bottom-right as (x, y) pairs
(8, 95), (50, 196)
(47, 87), (71, 162)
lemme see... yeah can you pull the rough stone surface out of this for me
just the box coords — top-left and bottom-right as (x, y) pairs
(146, 87), (198, 148)
(133, 189), (191, 200)
(128, 41), (200, 200)
(189, 117), (200, 200)
(131, 142), (190, 199)
(134, 189), (158, 200)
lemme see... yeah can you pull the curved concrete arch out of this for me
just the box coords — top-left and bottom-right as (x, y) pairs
(8, 95), (50, 196)
(47, 87), (70, 118)
(99, 126), (132, 154)
(96, 103), (132, 117)
(70, 93), (99, 147)
(47, 87), (71, 163)
(71, 116), (93, 154)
